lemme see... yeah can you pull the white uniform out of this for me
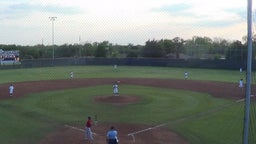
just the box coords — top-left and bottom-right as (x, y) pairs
(113, 84), (119, 96)
(184, 72), (188, 79)
(239, 79), (243, 88)
(70, 71), (74, 78)
(9, 85), (14, 96)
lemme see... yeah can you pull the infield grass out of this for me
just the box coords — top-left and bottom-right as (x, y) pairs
(0, 66), (249, 144)
(0, 85), (240, 144)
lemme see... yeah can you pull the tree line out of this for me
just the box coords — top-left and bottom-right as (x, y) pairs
(0, 35), (255, 60)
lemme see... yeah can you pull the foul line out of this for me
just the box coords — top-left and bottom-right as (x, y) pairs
(65, 124), (85, 132)
(127, 95), (255, 142)
(65, 95), (256, 143)
(236, 94), (255, 103)
(127, 123), (166, 136)
(65, 124), (99, 136)
(127, 123), (166, 142)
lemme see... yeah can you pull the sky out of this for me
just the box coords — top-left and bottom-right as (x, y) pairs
(0, 0), (252, 46)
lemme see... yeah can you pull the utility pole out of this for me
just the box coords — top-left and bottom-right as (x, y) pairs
(49, 17), (57, 59)
(243, 0), (252, 143)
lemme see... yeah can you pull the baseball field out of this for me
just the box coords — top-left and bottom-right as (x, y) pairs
(0, 66), (251, 144)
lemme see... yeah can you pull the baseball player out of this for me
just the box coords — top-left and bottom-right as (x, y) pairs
(113, 81), (119, 96)
(70, 71), (74, 79)
(85, 116), (93, 142)
(240, 68), (243, 74)
(9, 84), (14, 97)
(239, 79), (243, 88)
(184, 71), (188, 80)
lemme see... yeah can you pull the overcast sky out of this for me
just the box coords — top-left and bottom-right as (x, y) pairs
(0, 0), (252, 45)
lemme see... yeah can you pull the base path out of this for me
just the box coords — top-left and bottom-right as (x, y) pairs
(0, 78), (244, 100)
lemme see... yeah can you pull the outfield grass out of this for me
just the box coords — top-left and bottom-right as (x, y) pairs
(0, 66), (248, 144)
(0, 66), (246, 84)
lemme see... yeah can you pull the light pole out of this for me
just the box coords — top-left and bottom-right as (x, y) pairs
(49, 17), (57, 59)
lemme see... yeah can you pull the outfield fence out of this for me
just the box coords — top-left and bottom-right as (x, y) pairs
(0, 57), (248, 70)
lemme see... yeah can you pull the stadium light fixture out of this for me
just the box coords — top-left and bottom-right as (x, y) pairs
(49, 17), (57, 59)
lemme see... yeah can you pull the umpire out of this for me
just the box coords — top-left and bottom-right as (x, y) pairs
(106, 126), (118, 144)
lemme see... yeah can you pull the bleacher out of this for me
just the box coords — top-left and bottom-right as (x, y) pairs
(0, 49), (20, 65)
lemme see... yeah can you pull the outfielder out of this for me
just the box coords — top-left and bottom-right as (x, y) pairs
(9, 84), (14, 97)
(70, 71), (74, 79)
(184, 71), (188, 80)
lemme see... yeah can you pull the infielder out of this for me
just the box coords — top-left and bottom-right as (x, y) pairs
(113, 81), (119, 96)
(239, 79), (243, 88)
(9, 84), (14, 97)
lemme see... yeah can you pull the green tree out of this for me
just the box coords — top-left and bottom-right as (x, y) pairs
(159, 39), (175, 55)
(184, 36), (213, 59)
(81, 43), (94, 57)
(141, 40), (165, 57)
(172, 37), (185, 59)
(126, 44), (141, 57)
(56, 44), (76, 57)
(212, 38), (229, 55)
(225, 40), (246, 60)
(211, 38), (230, 59)
(94, 41), (109, 57)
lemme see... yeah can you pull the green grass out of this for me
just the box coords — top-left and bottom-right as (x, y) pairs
(0, 66), (246, 84)
(0, 66), (249, 144)
(172, 103), (245, 144)
(0, 85), (236, 144)
(0, 103), (57, 144)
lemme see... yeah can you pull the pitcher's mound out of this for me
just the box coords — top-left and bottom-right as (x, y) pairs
(95, 95), (141, 105)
